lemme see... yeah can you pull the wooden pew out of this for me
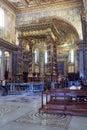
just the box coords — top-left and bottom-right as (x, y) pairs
(39, 89), (87, 116)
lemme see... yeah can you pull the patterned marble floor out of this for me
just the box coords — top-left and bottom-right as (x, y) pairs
(0, 92), (87, 130)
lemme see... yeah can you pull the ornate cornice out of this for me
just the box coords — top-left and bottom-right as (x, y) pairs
(16, 22), (60, 41)
(16, 23), (51, 31)
(0, 38), (18, 51)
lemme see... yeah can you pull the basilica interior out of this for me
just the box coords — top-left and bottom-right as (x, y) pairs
(0, 0), (87, 81)
(0, 0), (87, 130)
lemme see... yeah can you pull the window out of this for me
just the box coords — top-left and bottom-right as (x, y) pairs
(45, 51), (47, 64)
(71, 50), (74, 63)
(34, 48), (39, 63)
(0, 8), (4, 27)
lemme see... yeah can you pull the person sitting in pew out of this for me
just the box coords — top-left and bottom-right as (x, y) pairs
(77, 82), (87, 100)
(69, 83), (77, 100)
(70, 83), (77, 90)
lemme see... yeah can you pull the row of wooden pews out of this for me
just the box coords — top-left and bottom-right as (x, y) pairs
(39, 89), (87, 116)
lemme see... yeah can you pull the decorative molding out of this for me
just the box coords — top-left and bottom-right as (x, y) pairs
(0, 38), (18, 51)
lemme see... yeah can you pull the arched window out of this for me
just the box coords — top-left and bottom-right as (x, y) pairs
(45, 51), (47, 64)
(34, 48), (39, 63)
(71, 49), (74, 63)
(0, 8), (4, 27)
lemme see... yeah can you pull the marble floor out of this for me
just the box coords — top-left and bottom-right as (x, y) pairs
(0, 92), (87, 130)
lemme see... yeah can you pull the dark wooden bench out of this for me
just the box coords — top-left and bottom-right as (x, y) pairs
(39, 89), (87, 116)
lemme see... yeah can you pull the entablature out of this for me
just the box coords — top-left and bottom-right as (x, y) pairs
(0, 38), (18, 51)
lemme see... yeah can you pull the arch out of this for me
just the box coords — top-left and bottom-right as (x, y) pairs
(39, 16), (79, 44)
(52, 17), (79, 39)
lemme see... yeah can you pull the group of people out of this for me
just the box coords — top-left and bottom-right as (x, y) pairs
(56, 75), (68, 88)
(70, 78), (87, 90)
(55, 75), (87, 90)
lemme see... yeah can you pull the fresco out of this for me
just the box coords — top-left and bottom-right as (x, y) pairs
(4, 10), (16, 44)
(0, 1), (16, 44)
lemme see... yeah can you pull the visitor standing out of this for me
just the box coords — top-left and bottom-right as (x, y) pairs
(2, 79), (8, 96)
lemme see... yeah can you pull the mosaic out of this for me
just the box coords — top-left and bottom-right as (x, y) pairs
(0, 104), (20, 117)
(15, 111), (71, 129)
(8, 97), (31, 103)
(7, 92), (41, 103)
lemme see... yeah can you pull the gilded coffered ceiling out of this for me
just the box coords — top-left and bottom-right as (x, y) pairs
(3, 0), (83, 11)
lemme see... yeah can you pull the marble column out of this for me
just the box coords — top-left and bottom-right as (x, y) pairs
(12, 51), (18, 76)
(79, 49), (85, 78)
(9, 52), (12, 78)
(46, 34), (52, 74)
(28, 45), (33, 74)
(78, 42), (87, 79)
(32, 52), (35, 73)
(79, 47), (87, 79)
(1, 48), (5, 80)
(83, 48), (87, 79)
(18, 38), (23, 74)
(74, 50), (79, 73)
(52, 42), (57, 76)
